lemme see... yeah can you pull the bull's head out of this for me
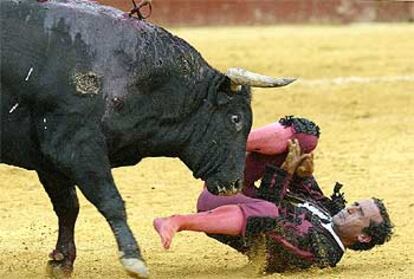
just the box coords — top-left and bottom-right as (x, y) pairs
(180, 68), (295, 195)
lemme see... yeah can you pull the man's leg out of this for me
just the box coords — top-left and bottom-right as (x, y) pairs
(154, 188), (279, 249)
(154, 205), (244, 249)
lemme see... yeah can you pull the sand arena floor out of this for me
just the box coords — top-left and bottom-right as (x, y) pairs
(1, 24), (413, 279)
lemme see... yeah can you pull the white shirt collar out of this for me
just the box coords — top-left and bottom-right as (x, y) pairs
(298, 201), (345, 252)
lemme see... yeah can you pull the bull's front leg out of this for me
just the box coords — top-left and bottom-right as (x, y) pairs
(75, 169), (148, 278)
(37, 171), (78, 278)
(39, 126), (148, 278)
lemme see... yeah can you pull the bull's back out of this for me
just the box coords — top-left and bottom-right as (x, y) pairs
(0, 0), (114, 168)
(1, 0), (48, 89)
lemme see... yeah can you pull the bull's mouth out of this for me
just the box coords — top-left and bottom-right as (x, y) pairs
(205, 179), (242, 196)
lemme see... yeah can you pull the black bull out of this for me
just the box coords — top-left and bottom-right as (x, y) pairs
(0, 0), (294, 277)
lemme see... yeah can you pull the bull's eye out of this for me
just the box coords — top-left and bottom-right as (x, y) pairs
(231, 114), (242, 131)
(231, 114), (240, 124)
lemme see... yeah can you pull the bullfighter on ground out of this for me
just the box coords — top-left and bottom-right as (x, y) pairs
(154, 116), (394, 272)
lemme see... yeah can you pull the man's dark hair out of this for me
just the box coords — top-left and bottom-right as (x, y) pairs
(349, 198), (393, 251)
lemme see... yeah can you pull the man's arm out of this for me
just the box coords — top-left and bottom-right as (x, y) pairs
(245, 216), (343, 271)
(245, 216), (315, 262)
(290, 175), (347, 215)
(256, 164), (292, 205)
(288, 152), (347, 215)
(256, 139), (309, 205)
(290, 176), (332, 205)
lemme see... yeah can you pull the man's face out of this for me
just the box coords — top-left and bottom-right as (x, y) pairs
(332, 199), (383, 246)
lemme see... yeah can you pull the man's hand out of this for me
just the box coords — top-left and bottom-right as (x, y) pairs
(281, 139), (311, 175)
(296, 153), (314, 177)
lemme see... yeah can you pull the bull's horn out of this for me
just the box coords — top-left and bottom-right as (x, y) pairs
(225, 67), (296, 90)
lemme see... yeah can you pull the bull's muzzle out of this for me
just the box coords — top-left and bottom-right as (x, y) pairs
(210, 179), (243, 196)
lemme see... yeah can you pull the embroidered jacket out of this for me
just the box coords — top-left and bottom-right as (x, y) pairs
(256, 165), (347, 271)
(209, 165), (347, 272)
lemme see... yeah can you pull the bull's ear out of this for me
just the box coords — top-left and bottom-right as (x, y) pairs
(217, 90), (232, 105)
(217, 76), (232, 91)
(221, 76), (242, 93)
(216, 77), (233, 105)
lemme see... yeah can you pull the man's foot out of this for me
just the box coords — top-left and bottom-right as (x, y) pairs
(153, 217), (178, 249)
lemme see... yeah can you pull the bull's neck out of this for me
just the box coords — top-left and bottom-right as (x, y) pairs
(104, 22), (224, 164)
(136, 70), (222, 157)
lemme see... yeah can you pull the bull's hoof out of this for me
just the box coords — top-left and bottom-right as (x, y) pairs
(120, 258), (149, 279)
(46, 260), (73, 279)
(46, 251), (73, 279)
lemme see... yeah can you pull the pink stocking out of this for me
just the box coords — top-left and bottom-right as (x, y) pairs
(247, 123), (293, 155)
(154, 205), (244, 249)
